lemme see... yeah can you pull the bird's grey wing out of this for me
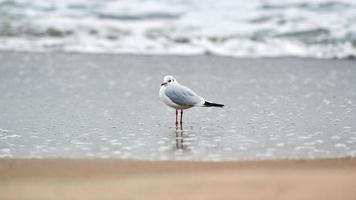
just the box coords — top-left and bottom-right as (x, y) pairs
(165, 84), (203, 106)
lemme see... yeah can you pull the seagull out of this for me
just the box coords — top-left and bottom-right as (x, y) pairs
(159, 75), (224, 124)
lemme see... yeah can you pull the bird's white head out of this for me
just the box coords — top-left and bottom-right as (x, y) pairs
(161, 75), (177, 86)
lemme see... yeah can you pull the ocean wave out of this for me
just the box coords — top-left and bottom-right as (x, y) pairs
(0, 0), (356, 58)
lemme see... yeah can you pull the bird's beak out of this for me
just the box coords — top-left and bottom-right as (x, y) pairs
(161, 82), (167, 86)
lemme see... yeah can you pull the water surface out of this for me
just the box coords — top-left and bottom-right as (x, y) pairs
(0, 52), (355, 160)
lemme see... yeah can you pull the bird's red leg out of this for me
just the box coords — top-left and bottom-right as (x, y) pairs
(180, 109), (183, 125)
(175, 109), (178, 125)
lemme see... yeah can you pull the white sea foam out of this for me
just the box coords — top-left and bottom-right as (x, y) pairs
(1, 0), (356, 58)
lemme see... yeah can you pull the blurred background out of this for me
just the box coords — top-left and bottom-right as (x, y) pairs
(1, 0), (356, 58)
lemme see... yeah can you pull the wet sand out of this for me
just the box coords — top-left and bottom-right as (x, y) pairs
(1, 158), (356, 200)
(0, 52), (355, 160)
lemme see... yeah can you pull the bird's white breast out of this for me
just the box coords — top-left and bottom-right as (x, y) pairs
(159, 86), (187, 109)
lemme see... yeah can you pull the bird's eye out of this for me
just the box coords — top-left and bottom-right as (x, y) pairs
(168, 80), (171, 82)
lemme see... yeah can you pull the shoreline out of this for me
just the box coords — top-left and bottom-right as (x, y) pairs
(1, 158), (356, 199)
(1, 49), (356, 60)
(1, 157), (356, 178)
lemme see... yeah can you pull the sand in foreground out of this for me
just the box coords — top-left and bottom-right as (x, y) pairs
(1, 158), (356, 200)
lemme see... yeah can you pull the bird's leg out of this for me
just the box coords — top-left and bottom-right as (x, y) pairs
(180, 109), (183, 125)
(175, 109), (178, 125)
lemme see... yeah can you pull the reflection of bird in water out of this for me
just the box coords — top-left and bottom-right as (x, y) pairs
(175, 124), (184, 149)
(159, 75), (224, 125)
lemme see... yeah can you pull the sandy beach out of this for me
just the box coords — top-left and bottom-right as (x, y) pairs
(1, 158), (356, 200)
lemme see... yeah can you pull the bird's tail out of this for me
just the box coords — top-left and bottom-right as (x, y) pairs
(203, 101), (224, 108)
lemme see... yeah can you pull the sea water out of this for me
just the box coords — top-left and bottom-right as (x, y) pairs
(0, 52), (355, 160)
(1, 0), (356, 58)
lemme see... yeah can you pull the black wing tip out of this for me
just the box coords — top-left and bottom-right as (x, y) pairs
(204, 101), (224, 108)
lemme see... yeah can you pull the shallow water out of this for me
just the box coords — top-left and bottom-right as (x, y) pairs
(1, 0), (356, 58)
(0, 52), (355, 160)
